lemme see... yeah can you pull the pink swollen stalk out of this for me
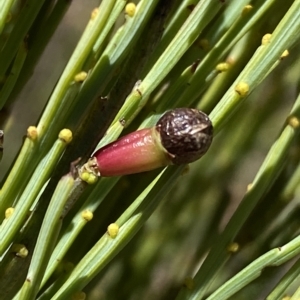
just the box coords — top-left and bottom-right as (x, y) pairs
(80, 108), (213, 179)
(89, 127), (170, 177)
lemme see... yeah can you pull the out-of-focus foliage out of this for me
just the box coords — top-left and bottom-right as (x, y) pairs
(0, 0), (300, 299)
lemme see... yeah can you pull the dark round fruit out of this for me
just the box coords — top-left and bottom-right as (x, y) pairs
(156, 108), (213, 164)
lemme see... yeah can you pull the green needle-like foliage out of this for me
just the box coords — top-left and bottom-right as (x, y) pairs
(1, 0), (300, 299)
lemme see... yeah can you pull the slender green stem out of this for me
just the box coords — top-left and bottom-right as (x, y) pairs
(72, 0), (161, 125)
(176, 91), (300, 299)
(91, 0), (172, 152)
(210, 0), (300, 132)
(113, 0), (224, 124)
(142, 0), (201, 74)
(17, 174), (75, 300)
(206, 226), (300, 300)
(176, 0), (278, 108)
(37, 0), (116, 139)
(0, 133), (71, 255)
(37, 263), (74, 300)
(91, 0), (127, 61)
(0, 41), (27, 109)
(40, 177), (119, 289)
(0, 0), (46, 78)
(0, 0), (14, 35)
(0, 137), (37, 221)
(8, 0), (72, 102)
(266, 257), (300, 300)
(0, 84), (79, 220)
(290, 284), (300, 300)
(197, 31), (256, 112)
(49, 166), (184, 299)
(0, 0), (114, 220)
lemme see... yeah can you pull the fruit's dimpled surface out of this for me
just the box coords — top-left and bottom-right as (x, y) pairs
(156, 108), (213, 164)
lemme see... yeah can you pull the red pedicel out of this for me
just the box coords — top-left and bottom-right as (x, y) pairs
(92, 127), (169, 176)
(80, 108), (213, 179)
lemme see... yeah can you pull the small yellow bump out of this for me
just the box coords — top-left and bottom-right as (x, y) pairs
(227, 242), (239, 253)
(81, 210), (93, 221)
(247, 183), (253, 191)
(86, 173), (98, 184)
(27, 126), (38, 140)
(287, 116), (300, 129)
(242, 5), (253, 16)
(72, 291), (86, 300)
(107, 223), (119, 238)
(125, 3), (136, 17)
(5, 207), (14, 219)
(235, 82), (249, 97)
(216, 62), (230, 72)
(183, 277), (194, 290)
(79, 169), (98, 184)
(91, 8), (99, 20)
(80, 171), (90, 182)
(261, 33), (272, 45)
(59, 129), (73, 143)
(198, 38), (210, 51)
(281, 50), (289, 59)
(74, 71), (88, 82)
(11, 244), (29, 258)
